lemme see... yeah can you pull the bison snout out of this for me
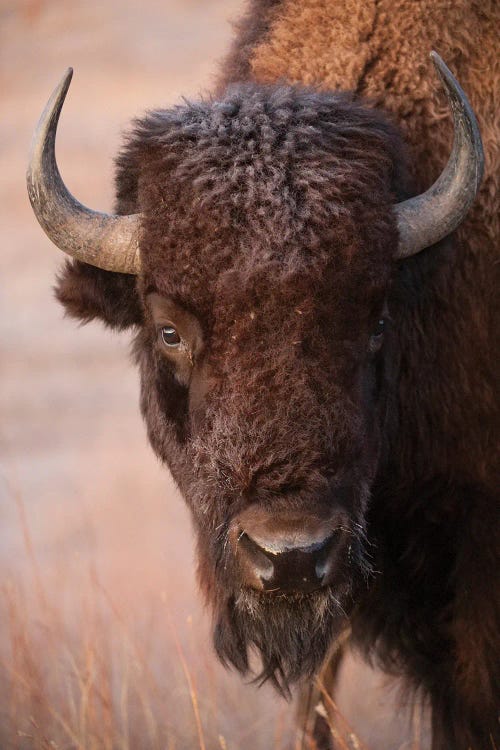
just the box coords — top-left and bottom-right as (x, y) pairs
(232, 507), (349, 594)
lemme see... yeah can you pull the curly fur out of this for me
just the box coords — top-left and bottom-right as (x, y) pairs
(54, 2), (499, 748)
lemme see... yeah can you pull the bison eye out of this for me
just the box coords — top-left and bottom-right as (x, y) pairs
(369, 319), (385, 353)
(161, 326), (181, 347)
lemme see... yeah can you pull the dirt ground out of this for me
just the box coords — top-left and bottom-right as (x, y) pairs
(0, 1), (429, 748)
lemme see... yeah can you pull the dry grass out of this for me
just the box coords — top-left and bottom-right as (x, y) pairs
(0, 482), (296, 750)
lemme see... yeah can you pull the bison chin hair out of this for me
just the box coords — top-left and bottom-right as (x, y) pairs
(214, 582), (359, 696)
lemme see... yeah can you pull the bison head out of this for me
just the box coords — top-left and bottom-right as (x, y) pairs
(27, 54), (483, 692)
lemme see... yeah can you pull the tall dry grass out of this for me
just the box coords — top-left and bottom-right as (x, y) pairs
(0, 481), (298, 750)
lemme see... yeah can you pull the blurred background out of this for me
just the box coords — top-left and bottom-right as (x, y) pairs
(0, 1), (429, 748)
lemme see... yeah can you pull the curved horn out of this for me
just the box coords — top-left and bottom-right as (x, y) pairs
(394, 51), (484, 259)
(27, 69), (141, 274)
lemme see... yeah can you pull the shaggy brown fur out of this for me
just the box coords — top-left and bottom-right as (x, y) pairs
(54, 2), (499, 748)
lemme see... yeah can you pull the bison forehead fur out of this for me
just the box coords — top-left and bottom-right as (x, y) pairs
(128, 84), (403, 299)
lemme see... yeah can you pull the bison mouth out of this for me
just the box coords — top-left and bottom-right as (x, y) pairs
(213, 539), (370, 695)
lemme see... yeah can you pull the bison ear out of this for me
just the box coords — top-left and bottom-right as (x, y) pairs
(55, 259), (143, 330)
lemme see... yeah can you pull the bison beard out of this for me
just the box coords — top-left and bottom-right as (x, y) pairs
(214, 537), (371, 695)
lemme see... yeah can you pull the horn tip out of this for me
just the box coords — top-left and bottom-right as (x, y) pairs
(429, 50), (450, 82)
(429, 50), (484, 186)
(61, 67), (74, 92)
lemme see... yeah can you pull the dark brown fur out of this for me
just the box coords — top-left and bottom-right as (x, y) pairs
(55, 2), (499, 748)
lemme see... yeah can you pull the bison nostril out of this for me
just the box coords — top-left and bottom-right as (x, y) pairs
(313, 535), (338, 579)
(238, 532), (274, 581)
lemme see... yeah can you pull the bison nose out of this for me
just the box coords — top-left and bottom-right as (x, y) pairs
(238, 530), (337, 593)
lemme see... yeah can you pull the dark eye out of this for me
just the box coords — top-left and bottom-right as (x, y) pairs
(369, 319), (386, 352)
(161, 326), (181, 347)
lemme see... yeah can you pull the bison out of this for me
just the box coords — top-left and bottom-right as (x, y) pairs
(27, 1), (498, 748)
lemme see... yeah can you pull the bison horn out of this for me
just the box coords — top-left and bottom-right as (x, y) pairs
(26, 68), (141, 274)
(394, 52), (484, 259)
(28, 56), (482, 271)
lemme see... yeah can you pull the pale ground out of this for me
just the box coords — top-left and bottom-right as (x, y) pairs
(0, 1), (429, 748)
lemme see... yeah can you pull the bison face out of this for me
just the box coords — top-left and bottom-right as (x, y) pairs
(52, 81), (404, 691)
(56, 84), (402, 689)
(54, 84), (402, 689)
(112, 84), (401, 691)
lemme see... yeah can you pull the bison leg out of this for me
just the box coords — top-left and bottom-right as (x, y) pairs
(298, 637), (433, 749)
(296, 630), (348, 750)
